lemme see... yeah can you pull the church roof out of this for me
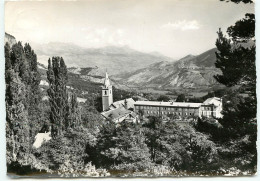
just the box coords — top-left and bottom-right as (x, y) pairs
(134, 101), (202, 108)
(110, 98), (135, 110)
(101, 106), (132, 120)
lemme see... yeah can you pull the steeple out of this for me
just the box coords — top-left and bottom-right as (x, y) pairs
(102, 71), (113, 111)
(104, 72), (111, 88)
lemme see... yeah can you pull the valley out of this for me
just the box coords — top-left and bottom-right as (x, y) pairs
(32, 39), (223, 96)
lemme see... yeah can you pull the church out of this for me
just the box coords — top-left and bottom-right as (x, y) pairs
(100, 73), (138, 123)
(100, 72), (223, 123)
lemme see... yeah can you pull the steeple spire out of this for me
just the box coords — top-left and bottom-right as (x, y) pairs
(104, 71), (111, 88)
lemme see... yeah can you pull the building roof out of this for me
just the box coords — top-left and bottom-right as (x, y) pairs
(129, 111), (137, 118)
(110, 98), (135, 110)
(203, 97), (222, 107)
(101, 106), (132, 120)
(134, 101), (202, 108)
(33, 132), (51, 149)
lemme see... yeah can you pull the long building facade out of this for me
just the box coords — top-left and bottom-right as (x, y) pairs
(134, 97), (223, 119)
(101, 72), (223, 123)
(134, 101), (201, 117)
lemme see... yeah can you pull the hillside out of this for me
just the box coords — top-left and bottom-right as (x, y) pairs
(114, 48), (221, 90)
(31, 42), (174, 75)
(36, 45), (221, 91)
(4, 32), (17, 47)
(38, 63), (103, 95)
(4, 32), (221, 91)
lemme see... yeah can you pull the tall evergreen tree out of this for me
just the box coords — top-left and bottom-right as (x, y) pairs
(65, 92), (81, 129)
(70, 92), (81, 128)
(213, 0), (256, 172)
(214, 0), (256, 135)
(23, 43), (42, 144)
(47, 57), (69, 137)
(5, 42), (30, 164)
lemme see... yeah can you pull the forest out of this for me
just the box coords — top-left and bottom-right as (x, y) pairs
(5, 0), (256, 177)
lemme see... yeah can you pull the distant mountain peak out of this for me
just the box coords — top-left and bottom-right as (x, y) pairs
(179, 54), (195, 61)
(32, 42), (175, 75)
(115, 47), (221, 89)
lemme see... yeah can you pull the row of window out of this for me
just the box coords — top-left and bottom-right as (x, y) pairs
(135, 106), (197, 111)
(143, 110), (194, 116)
(201, 106), (214, 111)
(201, 111), (216, 116)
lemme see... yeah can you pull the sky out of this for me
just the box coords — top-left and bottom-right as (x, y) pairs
(5, 0), (254, 59)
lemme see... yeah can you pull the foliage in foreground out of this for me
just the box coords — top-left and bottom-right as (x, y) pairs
(5, 41), (256, 177)
(5, 0), (256, 175)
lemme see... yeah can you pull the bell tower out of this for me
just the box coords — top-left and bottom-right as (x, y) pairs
(102, 72), (113, 111)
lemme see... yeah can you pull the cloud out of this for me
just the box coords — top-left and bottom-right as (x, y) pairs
(83, 27), (129, 47)
(161, 20), (200, 31)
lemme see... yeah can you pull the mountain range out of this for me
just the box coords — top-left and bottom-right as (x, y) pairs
(113, 48), (221, 89)
(5, 32), (222, 91)
(31, 42), (174, 75)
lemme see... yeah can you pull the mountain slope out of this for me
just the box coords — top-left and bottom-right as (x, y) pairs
(31, 42), (174, 75)
(4, 32), (17, 47)
(114, 48), (221, 89)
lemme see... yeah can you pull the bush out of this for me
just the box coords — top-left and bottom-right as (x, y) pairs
(58, 160), (110, 177)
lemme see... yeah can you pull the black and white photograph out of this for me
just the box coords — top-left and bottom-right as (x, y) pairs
(3, 0), (257, 178)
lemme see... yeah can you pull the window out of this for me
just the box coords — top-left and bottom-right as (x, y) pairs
(190, 113), (192, 115)
(104, 90), (107, 95)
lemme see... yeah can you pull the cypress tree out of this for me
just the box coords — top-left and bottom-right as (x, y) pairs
(70, 92), (81, 128)
(47, 57), (69, 137)
(23, 43), (41, 142)
(65, 92), (81, 130)
(5, 42), (30, 164)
